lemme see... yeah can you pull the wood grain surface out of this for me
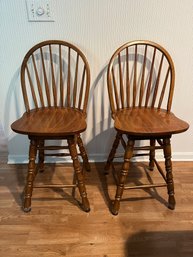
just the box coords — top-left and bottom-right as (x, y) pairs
(0, 161), (193, 256)
(114, 108), (189, 136)
(11, 107), (87, 136)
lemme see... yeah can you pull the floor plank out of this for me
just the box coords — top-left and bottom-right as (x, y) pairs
(0, 161), (193, 256)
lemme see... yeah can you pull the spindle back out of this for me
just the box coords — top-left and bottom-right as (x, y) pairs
(21, 40), (90, 115)
(107, 41), (175, 117)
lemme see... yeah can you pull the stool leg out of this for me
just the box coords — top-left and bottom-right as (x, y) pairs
(163, 137), (176, 210)
(112, 139), (134, 215)
(104, 132), (121, 173)
(23, 139), (37, 212)
(149, 139), (155, 171)
(68, 136), (90, 212)
(77, 135), (90, 172)
(38, 140), (44, 172)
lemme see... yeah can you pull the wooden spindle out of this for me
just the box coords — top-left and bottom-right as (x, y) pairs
(167, 69), (174, 112)
(151, 53), (164, 108)
(73, 53), (79, 108)
(133, 45), (137, 107)
(139, 45), (147, 107)
(126, 47), (130, 107)
(40, 47), (51, 107)
(67, 47), (71, 107)
(107, 72), (116, 116)
(158, 67), (170, 109)
(145, 47), (156, 107)
(49, 45), (57, 107)
(21, 66), (30, 112)
(112, 67), (120, 110)
(31, 53), (45, 107)
(78, 65), (86, 110)
(59, 45), (64, 107)
(26, 64), (38, 108)
(118, 53), (124, 108)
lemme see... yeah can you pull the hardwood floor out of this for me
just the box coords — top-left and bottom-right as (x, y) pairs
(0, 160), (193, 256)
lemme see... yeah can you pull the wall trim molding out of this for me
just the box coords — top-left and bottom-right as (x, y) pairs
(8, 152), (193, 164)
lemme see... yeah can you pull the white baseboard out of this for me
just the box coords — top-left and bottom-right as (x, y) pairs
(8, 152), (193, 164)
(88, 152), (193, 162)
(8, 155), (73, 164)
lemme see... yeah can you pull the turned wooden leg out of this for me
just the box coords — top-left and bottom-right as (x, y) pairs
(68, 136), (90, 212)
(104, 132), (121, 173)
(77, 135), (90, 172)
(112, 139), (134, 215)
(149, 139), (155, 171)
(38, 140), (44, 172)
(23, 139), (37, 212)
(163, 137), (176, 210)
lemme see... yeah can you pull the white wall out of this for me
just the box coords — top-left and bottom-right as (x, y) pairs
(1, 0), (192, 163)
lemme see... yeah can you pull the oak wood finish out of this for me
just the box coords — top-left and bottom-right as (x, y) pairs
(105, 40), (189, 215)
(11, 40), (91, 212)
(114, 108), (188, 136)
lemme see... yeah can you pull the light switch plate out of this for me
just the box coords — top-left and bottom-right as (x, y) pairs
(26, 0), (54, 22)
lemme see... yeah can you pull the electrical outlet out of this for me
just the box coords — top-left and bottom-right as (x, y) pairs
(26, 0), (54, 22)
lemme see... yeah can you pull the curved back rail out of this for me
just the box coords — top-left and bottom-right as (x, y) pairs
(107, 40), (175, 117)
(21, 40), (90, 115)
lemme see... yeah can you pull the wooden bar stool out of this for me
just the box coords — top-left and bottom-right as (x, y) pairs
(105, 40), (189, 215)
(11, 40), (91, 212)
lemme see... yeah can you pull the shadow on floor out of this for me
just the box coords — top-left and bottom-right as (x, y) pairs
(125, 230), (193, 257)
(0, 161), (86, 211)
(0, 156), (168, 214)
(94, 161), (168, 214)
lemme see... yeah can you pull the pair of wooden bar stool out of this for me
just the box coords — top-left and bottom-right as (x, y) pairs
(11, 40), (189, 215)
